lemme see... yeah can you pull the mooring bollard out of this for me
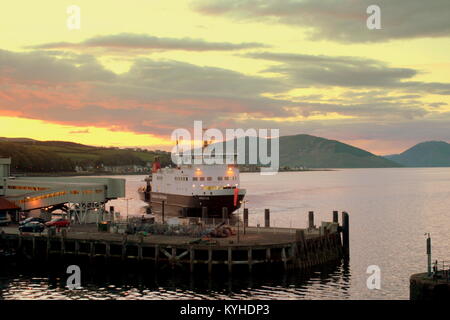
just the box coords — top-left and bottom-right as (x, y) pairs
(243, 208), (249, 228)
(342, 211), (350, 257)
(222, 207), (228, 222)
(264, 209), (270, 227)
(202, 206), (208, 224)
(333, 211), (338, 223)
(308, 211), (315, 229)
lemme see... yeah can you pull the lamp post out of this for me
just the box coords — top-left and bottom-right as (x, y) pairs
(122, 197), (133, 222)
(21, 196), (31, 223)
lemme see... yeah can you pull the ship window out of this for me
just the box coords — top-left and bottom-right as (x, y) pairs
(200, 177), (205, 181)
(224, 176), (229, 180)
(207, 177), (212, 181)
(193, 177), (198, 181)
(218, 177), (223, 181)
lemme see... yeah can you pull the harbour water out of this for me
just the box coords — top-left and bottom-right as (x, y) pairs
(1, 168), (449, 300)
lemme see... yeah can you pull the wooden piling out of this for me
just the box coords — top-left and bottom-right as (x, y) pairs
(121, 237), (127, 261)
(154, 244), (159, 267)
(90, 242), (95, 261)
(227, 247), (232, 273)
(190, 246), (195, 272)
(202, 207), (208, 222)
(105, 242), (110, 260)
(32, 236), (36, 258)
(208, 247), (213, 274)
(281, 247), (287, 270)
(18, 233), (22, 251)
(342, 211), (350, 257)
(264, 209), (270, 227)
(296, 229), (305, 243)
(138, 244), (143, 261)
(171, 247), (176, 269)
(161, 200), (165, 223)
(333, 211), (338, 223)
(248, 248), (253, 272)
(61, 236), (65, 255)
(75, 241), (79, 256)
(46, 232), (51, 260)
(243, 208), (249, 227)
(222, 207), (228, 221)
(308, 211), (315, 229)
(266, 248), (271, 262)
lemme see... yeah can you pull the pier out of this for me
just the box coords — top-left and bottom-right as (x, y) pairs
(0, 211), (350, 274)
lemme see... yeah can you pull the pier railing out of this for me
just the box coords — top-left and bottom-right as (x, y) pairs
(434, 260), (450, 282)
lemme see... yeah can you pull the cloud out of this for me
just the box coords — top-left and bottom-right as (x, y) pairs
(29, 33), (269, 53)
(1, 48), (449, 153)
(69, 129), (90, 134)
(0, 49), (115, 83)
(192, 0), (450, 43)
(0, 49), (292, 136)
(245, 52), (417, 87)
(243, 52), (450, 94)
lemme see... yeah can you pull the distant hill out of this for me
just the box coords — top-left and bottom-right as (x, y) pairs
(385, 141), (450, 167)
(0, 134), (401, 173)
(278, 134), (400, 168)
(0, 137), (37, 143)
(209, 134), (400, 168)
(0, 139), (171, 173)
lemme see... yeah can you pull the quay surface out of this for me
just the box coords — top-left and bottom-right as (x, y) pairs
(0, 212), (349, 274)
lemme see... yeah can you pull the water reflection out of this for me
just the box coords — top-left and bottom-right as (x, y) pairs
(0, 260), (351, 300)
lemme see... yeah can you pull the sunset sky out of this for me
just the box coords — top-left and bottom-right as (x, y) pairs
(1, 0), (450, 155)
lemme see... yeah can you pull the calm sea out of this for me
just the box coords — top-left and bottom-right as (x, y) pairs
(1, 168), (449, 300)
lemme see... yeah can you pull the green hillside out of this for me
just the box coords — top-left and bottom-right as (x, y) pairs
(279, 134), (401, 168)
(0, 139), (171, 173)
(0, 134), (402, 173)
(210, 134), (400, 168)
(385, 141), (450, 167)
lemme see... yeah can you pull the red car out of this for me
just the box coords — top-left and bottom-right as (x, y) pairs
(45, 217), (70, 228)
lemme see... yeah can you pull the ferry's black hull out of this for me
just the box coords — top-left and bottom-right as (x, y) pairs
(139, 190), (244, 217)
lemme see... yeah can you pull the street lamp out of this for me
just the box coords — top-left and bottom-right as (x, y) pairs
(122, 197), (133, 222)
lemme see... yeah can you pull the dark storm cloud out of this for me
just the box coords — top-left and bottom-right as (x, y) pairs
(29, 33), (268, 52)
(192, 0), (450, 43)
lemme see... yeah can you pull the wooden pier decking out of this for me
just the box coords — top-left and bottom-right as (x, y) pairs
(0, 211), (350, 274)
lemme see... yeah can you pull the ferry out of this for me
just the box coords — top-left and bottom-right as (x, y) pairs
(138, 144), (246, 217)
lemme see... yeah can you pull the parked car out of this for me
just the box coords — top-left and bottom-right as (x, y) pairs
(0, 217), (10, 226)
(45, 218), (70, 228)
(19, 217), (46, 226)
(18, 221), (45, 233)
